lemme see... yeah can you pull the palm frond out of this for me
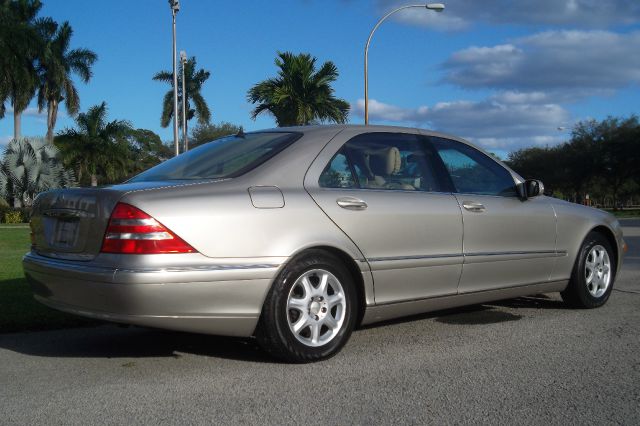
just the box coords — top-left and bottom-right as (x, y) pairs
(191, 92), (211, 125)
(153, 70), (174, 84)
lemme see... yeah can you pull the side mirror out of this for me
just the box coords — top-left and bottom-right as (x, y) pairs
(517, 179), (545, 200)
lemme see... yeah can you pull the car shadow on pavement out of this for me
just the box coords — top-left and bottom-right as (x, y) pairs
(0, 295), (567, 362)
(0, 325), (278, 363)
(360, 294), (565, 330)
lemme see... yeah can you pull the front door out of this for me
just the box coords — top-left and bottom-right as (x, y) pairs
(429, 136), (557, 293)
(305, 129), (464, 304)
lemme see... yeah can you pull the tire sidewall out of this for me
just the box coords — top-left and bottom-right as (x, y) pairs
(572, 233), (615, 308)
(267, 252), (357, 361)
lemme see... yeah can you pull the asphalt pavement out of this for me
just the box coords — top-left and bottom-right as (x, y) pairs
(1, 220), (639, 425)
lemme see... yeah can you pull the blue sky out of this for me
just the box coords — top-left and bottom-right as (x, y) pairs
(1, 0), (639, 157)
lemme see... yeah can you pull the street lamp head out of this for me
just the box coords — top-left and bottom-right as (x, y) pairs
(426, 3), (445, 12)
(168, 0), (180, 12)
(180, 50), (187, 62)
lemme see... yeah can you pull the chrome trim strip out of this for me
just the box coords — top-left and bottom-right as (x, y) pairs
(367, 250), (566, 263)
(43, 209), (94, 219)
(368, 253), (461, 262)
(116, 264), (280, 273)
(465, 250), (567, 257)
(24, 253), (280, 275)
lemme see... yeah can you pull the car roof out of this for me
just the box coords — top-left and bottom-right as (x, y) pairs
(260, 124), (471, 145)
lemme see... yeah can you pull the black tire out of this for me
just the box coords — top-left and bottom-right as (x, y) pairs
(561, 231), (616, 308)
(255, 249), (358, 363)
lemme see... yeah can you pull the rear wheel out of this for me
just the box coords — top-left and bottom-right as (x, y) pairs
(256, 250), (357, 362)
(561, 231), (615, 308)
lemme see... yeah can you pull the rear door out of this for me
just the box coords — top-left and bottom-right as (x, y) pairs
(305, 129), (463, 304)
(428, 136), (557, 293)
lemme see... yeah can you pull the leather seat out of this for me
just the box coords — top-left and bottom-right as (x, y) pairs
(364, 147), (415, 190)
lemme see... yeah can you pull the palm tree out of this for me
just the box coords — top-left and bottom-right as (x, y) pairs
(247, 51), (349, 127)
(0, 137), (75, 208)
(153, 56), (211, 140)
(36, 20), (97, 142)
(0, 0), (45, 139)
(54, 102), (132, 187)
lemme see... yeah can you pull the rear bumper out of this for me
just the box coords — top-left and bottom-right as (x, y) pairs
(23, 252), (283, 337)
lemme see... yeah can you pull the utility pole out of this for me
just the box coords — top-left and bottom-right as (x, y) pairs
(180, 50), (188, 152)
(169, 0), (180, 156)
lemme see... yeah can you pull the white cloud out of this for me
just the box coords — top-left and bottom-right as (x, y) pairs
(393, 7), (468, 31)
(5, 107), (47, 118)
(378, 0), (640, 30)
(443, 30), (640, 97)
(352, 96), (570, 152)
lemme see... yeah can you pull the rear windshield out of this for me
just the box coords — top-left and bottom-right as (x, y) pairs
(129, 132), (301, 182)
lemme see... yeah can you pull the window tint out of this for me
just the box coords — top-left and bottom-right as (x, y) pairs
(129, 132), (300, 182)
(431, 137), (516, 196)
(319, 150), (356, 189)
(319, 132), (445, 192)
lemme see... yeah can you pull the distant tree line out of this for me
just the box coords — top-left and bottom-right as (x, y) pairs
(506, 116), (640, 208)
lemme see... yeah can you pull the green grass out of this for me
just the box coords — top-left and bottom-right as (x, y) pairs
(0, 227), (97, 333)
(602, 209), (640, 218)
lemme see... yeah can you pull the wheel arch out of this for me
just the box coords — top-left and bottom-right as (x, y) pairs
(589, 225), (619, 272)
(275, 245), (369, 327)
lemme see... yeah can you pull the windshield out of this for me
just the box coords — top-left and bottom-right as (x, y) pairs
(129, 132), (301, 182)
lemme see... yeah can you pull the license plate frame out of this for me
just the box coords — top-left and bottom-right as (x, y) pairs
(53, 218), (80, 248)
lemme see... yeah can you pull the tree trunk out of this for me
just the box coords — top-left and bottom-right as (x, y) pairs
(91, 174), (98, 187)
(46, 100), (58, 143)
(13, 110), (21, 140)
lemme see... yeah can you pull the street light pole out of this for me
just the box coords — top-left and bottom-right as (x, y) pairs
(364, 3), (444, 125)
(180, 50), (188, 152)
(169, 0), (180, 156)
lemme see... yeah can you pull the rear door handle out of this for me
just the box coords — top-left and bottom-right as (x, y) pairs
(337, 197), (368, 211)
(462, 201), (486, 213)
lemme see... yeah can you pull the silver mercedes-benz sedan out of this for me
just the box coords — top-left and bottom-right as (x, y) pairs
(24, 125), (626, 362)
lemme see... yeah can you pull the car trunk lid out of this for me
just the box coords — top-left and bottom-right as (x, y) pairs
(30, 188), (124, 260)
(29, 180), (203, 261)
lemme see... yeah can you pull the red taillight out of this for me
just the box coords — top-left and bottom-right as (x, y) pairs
(101, 203), (196, 254)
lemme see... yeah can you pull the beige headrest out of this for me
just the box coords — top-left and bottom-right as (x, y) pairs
(369, 147), (401, 175)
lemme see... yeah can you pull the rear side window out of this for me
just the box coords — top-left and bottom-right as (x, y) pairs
(130, 132), (301, 181)
(430, 137), (517, 196)
(319, 132), (445, 192)
(318, 151), (357, 188)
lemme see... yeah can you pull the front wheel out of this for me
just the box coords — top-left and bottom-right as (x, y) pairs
(561, 231), (615, 308)
(256, 250), (357, 363)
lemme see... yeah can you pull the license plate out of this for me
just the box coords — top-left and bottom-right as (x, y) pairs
(53, 219), (79, 247)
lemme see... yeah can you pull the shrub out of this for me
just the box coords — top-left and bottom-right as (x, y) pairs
(3, 210), (22, 224)
(0, 137), (76, 208)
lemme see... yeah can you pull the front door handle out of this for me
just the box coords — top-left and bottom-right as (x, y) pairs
(337, 197), (368, 211)
(462, 201), (486, 213)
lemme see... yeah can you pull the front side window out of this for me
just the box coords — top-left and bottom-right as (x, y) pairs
(319, 133), (444, 192)
(430, 137), (516, 196)
(130, 132), (300, 182)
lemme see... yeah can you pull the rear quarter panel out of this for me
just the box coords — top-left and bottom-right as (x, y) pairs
(119, 180), (365, 262)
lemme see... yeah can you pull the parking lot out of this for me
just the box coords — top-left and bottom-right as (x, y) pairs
(1, 220), (639, 425)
